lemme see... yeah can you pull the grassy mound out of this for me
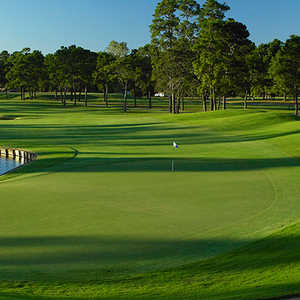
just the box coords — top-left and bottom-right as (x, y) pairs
(0, 96), (300, 299)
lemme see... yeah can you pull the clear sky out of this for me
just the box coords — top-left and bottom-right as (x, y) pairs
(0, 0), (299, 54)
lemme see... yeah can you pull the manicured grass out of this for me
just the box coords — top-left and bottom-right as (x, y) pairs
(1, 94), (300, 299)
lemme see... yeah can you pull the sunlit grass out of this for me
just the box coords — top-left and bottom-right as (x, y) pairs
(0, 95), (300, 299)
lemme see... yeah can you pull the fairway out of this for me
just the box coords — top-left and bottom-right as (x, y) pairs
(1, 98), (300, 299)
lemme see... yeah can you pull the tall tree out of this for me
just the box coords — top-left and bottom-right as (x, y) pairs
(93, 52), (116, 107)
(193, 0), (230, 111)
(220, 19), (255, 110)
(47, 45), (97, 106)
(0, 51), (10, 97)
(136, 45), (155, 109)
(248, 39), (282, 99)
(151, 0), (200, 113)
(113, 55), (135, 112)
(45, 53), (61, 100)
(269, 35), (300, 116)
(6, 48), (35, 100)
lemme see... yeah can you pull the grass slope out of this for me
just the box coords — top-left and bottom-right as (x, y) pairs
(0, 95), (300, 299)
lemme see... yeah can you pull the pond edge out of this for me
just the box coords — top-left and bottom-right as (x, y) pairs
(0, 147), (37, 176)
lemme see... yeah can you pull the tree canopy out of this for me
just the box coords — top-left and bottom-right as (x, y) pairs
(1, 0), (299, 115)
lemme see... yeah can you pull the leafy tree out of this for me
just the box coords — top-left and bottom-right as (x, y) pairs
(248, 39), (282, 99)
(6, 48), (39, 99)
(136, 45), (155, 108)
(27, 50), (46, 99)
(76, 48), (97, 107)
(45, 53), (61, 100)
(93, 51), (116, 107)
(220, 19), (255, 110)
(47, 45), (97, 106)
(0, 51), (10, 97)
(269, 35), (300, 116)
(106, 41), (129, 58)
(193, 0), (230, 111)
(113, 55), (135, 112)
(151, 0), (200, 113)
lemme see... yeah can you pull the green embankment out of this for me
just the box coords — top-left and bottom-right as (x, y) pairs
(0, 94), (300, 299)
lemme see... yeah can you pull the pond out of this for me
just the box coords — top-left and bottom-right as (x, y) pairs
(0, 156), (23, 175)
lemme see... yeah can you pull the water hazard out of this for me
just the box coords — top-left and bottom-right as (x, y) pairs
(0, 156), (23, 175)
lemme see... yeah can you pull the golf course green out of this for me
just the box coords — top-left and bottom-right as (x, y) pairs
(1, 95), (300, 299)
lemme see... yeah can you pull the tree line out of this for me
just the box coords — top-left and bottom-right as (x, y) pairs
(0, 0), (300, 115)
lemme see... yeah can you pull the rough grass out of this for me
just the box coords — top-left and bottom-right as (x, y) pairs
(1, 94), (300, 299)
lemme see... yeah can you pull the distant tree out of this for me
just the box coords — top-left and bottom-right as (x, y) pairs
(27, 50), (46, 99)
(193, 0), (230, 111)
(220, 19), (255, 110)
(0, 51), (10, 97)
(113, 55), (135, 112)
(151, 0), (200, 113)
(6, 48), (35, 100)
(45, 53), (61, 100)
(93, 52), (116, 107)
(269, 35), (300, 116)
(248, 39), (282, 99)
(76, 49), (97, 107)
(136, 45), (155, 108)
(106, 41), (129, 58)
(47, 45), (97, 106)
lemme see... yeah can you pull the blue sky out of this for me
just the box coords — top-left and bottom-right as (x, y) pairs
(0, 0), (299, 54)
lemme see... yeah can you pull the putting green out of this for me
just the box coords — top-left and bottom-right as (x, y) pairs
(1, 98), (300, 299)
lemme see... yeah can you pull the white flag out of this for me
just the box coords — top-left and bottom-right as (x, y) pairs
(173, 141), (179, 148)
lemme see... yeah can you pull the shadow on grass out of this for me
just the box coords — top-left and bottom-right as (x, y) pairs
(1, 118), (300, 148)
(0, 236), (248, 271)
(0, 230), (300, 277)
(0, 225), (300, 283)
(2, 226), (300, 298)
(13, 155), (300, 174)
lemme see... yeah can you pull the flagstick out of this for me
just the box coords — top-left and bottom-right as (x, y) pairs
(171, 141), (178, 172)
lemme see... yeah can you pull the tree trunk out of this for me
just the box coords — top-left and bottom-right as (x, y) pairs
(244, 92), (248, 110)
(172, 93), (176, 114)
(55, 89), (58, 100)
(85, 87), (88, 107)
(105, 85), (109, 107)
(169, 95), (172, 113)
(210, 89), (213, 111)
(284, 93), (287, 102)
(263, 91), (267, 100)
(217, 97), (221, 110)
(5, 88), (8, 99)
(123, 82), (128, 112)
(74, 90), (77, 106)
(133, 85), (137, 108)
(148, 90), (152, 109)
(181, 96), (185, 111)
(20, 87), (23, 100)
(202, 94), (207, 112)
(78, 91), (81, 102)
(63, 89), (66, 106)
(213, 89), (217, 111)
(176, 96), (180, 114)
(223, 96), (226, 110)
(295, 91), (298, 116)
